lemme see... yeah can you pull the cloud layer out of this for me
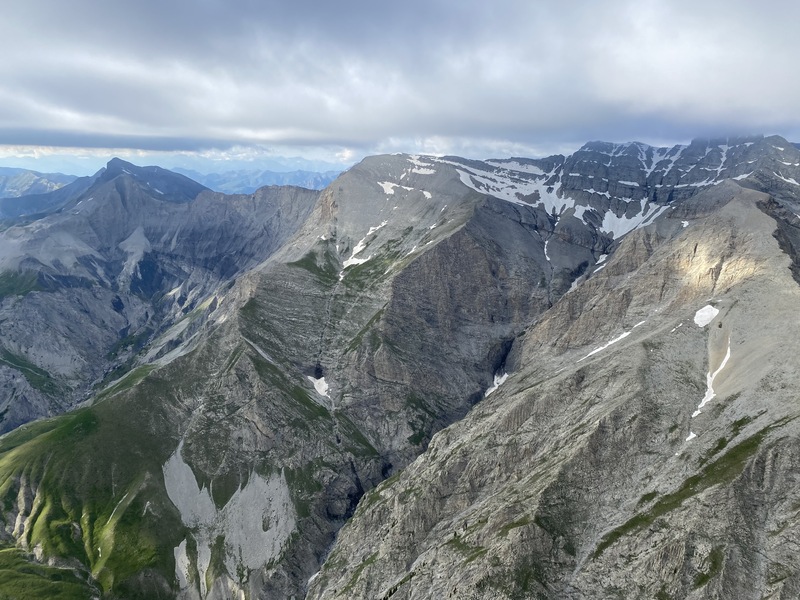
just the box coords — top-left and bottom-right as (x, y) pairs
(2, 0), (799, 163)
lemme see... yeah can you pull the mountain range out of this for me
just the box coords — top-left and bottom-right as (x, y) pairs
(0, 167), (76, 199)
(172, 168), (341, 194)
(0, 135), (798, 598)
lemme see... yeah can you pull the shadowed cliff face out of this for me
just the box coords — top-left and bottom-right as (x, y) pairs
(1, 138), (800, 599)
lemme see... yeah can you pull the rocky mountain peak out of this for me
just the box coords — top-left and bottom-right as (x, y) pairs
(98, 157), (209, 202)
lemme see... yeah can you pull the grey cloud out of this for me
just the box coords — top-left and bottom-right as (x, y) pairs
(1, 0), (799, 161)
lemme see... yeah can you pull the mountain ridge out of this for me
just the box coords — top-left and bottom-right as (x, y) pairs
(0, 136), (798, 598)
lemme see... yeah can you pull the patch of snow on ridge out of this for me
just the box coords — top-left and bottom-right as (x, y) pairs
(485, 160), (545, 175)
(440, 158), (572, 215)
(775, 172), (800, 185)
(601, 198), (669, 238)
(686, 431), (697, 442)
(378, 181), (397, 194)
(694, 305), (719, 327)
(340, 220), (388, 276)
(485, 372), (509, 397)
(577, 330), (632, 362)
(692, 337), (731, 418)
(408, 155), (434, 168)
(367, 220), (388, 236)
(342, 254), (370, 271)
(163, 441), (296, 596)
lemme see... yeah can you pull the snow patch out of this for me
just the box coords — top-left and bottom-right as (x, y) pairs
(694, 305), (719, 327)
(408, 155), (434, 168)
(486, 160), (545, 175)
(774, 172), (800, 185)
(686, 431), (697, 442)
(485, 372), (509, 397)
(340, 221), (388, 277)
(577, 330), (632, 362)
(307, 376), (330, 398)
(692, 337), (731, 418)
(682, 221), (689, 228)
(601, 198), (668, 239)
(378, 181), (398, 195)
(423, 191), (432, 199)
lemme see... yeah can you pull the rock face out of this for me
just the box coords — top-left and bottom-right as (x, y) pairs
(0, 136), (800, 599)
(307, 172), (800, 599)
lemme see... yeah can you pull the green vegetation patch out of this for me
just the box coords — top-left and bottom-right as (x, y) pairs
(0, 546), (95, 600)
(345, 308), (386, 354)
(335, 413), (379, 457)
(498, 516), (531, 537)
(339, 551), (378, 596)
(285, 462), (324, 519)
(593, 427), (773, 559)
(694, 545), (725, 588)
(475, 554), (549, 600)
(287, 250), (339, 285)
(0, 369), (187, 596)
(106, 328), (152, 360)
(248, 352), (330, 423)
(446, 534), (488, 563)
(637, 491), (658, 507)
(0, 271), (42, 299)
(93, 364), (156, 402)
(0, 349), (60, 395)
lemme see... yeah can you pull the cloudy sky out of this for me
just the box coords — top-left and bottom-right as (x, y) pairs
(1, 0), (798, 174)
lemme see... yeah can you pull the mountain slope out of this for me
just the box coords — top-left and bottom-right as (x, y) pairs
(307, 177), (800, 599)
(0, 159), (318, 432)
(1, 137), (800, 599)
(0, 167), (76, 200)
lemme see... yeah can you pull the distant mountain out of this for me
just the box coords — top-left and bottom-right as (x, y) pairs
(1, 138), (800, 598)
(174, 167), (341, 193)
(0, 166), (76, 198)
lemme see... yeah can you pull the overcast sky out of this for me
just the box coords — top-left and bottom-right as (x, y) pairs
(1, 0), (799, 174)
